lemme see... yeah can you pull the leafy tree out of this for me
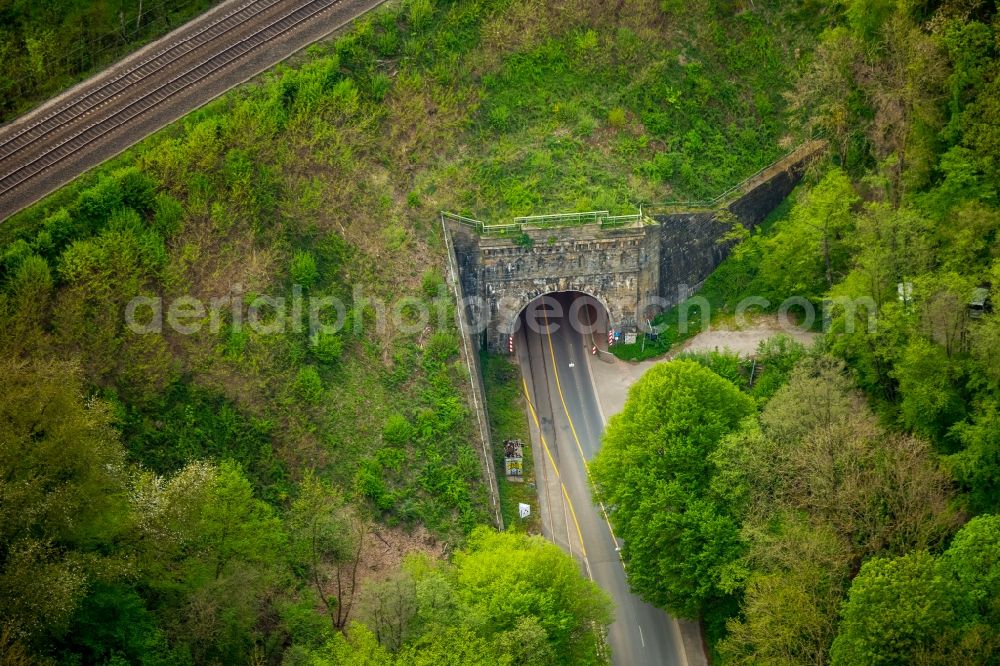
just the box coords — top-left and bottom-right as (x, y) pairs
(322, 529), (610, 665)
(318, 622), (394, 664)
(0, 0), (219, 121)
(756, 356), (858, 445)
(0, 253), (53, 356)
(914, 272), (976, 359)
(962, 71), (1000, 189)
(948, 409), (1000, 513)
(720, 517), (852, 666)
(396, 625), (501, 666)
(843, 0), (896, 41)
(831, 550), (957, 665)
(711, 357), (960, 661)
(944, 515), (1000, 632)
(132, 461), (286, 663)
(742, 358), (957, 557)
(359, 567), (422, 652)
(56, 583), (169, 665)
(785, 26), (863, 166)
(452, 528), (612, 665)
(849, 203), (935, 308)
(590, 360), (754, 617)
(0, 359), (128, 644)
(53, 214), (172, 395)
(942, 515), (1000, 644)
(744, 336), (806, 401)
(756, 168), (858, 301)
(894, 336), (966, 447)
(288, 471), (366, 630)
(832, 516), (1000, 665)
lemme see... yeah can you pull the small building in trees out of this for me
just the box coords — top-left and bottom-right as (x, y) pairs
(969, 287), (992, 319)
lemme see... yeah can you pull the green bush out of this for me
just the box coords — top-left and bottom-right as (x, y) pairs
(488, 104), (512, 131)
(421, 270), (445, 298)
(290, 251), (319, 288)
(295, 366), (325, 404)
(425, 330), (459, 365)
(407, 0), (434, 30)
(116, 381), (287, 502)
(607, 106), (627, 128)
(309, 331), (344, 365)
(354, 459), (392, 510)
(153, 194), (185, 238)
(382, 413), (414, 446)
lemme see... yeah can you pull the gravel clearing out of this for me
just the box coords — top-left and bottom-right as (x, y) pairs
(590, 316), (819, 417)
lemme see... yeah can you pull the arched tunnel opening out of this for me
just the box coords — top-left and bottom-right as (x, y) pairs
(514, 291), (611, 354)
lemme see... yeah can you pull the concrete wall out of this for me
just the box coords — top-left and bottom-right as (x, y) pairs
(653, 141), (822, 310)
(654, 211), (730, 308)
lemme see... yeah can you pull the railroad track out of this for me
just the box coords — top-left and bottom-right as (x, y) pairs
(0, 0), (370, 214)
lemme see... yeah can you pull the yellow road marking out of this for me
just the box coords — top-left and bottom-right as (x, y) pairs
(522, 374), (591, 573)
(561, 484), (592, 578)
(522, 375), (564, 482)
(541, 307), (622, 548)
(542, 309), (591, 468)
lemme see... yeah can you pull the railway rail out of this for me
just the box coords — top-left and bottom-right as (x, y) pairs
(0, 0), (384, 220)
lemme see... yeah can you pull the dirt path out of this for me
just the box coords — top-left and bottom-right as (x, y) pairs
(676, 315), (817, 356)
(591, 316), (818, 417)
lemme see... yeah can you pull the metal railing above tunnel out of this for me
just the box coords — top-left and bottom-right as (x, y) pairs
(440, 210), (646, 235)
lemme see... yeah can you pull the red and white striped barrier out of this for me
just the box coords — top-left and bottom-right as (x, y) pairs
(607, 329), (614, 346)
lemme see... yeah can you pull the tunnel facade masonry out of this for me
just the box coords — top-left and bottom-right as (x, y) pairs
(445, 142), (824, 352)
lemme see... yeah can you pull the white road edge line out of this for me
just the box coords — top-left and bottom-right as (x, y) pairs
(563, 487), (574, 560)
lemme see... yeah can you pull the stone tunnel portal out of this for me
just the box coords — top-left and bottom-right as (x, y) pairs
(443, 141), (826, 353)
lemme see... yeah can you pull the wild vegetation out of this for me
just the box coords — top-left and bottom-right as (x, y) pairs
(310, 528), (612, 665)
(593, 0), (1000, 662)
(0, 0), (826, 661)
(481, 354), (540, 532)
(7, 0), (998, 661)
(1, 359), (611, 664)
(0, 0), (221, 121)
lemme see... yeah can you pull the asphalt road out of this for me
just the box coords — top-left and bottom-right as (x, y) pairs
(517, 292), (686, 666)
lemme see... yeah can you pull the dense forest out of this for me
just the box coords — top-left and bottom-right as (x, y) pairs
(2, 0), (999, 663)
(0, 0), (220, 121)
(591, 0), (1000, 662)
(1, 359), (611, 663)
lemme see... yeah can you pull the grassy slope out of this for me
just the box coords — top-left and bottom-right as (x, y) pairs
(0, 0), (817, 539)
